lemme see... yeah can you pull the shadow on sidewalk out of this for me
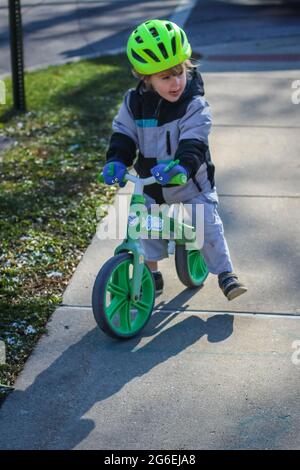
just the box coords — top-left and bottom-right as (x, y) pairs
(0, 288), (233, 449)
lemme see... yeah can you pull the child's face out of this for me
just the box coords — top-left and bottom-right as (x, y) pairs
(148, 68), (187, 103)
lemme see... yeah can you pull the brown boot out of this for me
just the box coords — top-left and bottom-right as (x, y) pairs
(218, 272), (248, 301)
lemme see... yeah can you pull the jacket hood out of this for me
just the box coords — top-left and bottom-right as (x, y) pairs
(184, 68), (205, 99)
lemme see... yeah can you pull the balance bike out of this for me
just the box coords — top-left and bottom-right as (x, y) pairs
(93, 162), (209, 339)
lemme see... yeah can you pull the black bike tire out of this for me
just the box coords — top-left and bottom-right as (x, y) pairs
(92, 252), (155, 339)
(175, 245), (206, 288)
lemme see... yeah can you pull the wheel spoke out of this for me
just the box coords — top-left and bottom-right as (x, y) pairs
(119, 301), (131, 332)
(199, 255), (205, 272)
(117, 260), (130, 291)
(106, 295), (127, 321)
(188, 251), (197, 273)
(142, 269), (149, 284)
(194, 253), (202, 274)
(107, 281), (127, 298)
(131, 298), (149, 313)
(188, 250), (205, 280)
(196, 252), (206, 274)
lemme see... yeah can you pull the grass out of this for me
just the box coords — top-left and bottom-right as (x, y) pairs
(0, 54), (136, 399)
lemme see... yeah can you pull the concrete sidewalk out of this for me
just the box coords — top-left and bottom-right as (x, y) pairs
(0, 306), (299, 450)
(1, 4), (300, 450)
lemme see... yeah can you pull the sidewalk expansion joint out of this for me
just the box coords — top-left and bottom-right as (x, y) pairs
(61, 304), (92, 309)
(153, 308), (300, 320)
(60, 304), (300, 320)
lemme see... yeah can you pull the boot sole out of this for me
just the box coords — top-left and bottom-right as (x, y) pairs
(226, 286), (248, 301)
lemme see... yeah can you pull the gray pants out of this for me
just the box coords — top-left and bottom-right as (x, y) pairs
(141, 191), (234, 275)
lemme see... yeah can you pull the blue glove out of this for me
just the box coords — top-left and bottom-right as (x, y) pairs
(150, 160), (188, 185)
(103, 161), (127, 187)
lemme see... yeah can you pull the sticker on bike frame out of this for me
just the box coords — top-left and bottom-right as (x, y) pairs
(142, 215), (164, 232)
(128, 213), (139, 227)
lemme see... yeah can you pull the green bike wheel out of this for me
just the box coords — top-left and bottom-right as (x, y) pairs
(175, 245), (209, 288)
(92, 253), (155, 339)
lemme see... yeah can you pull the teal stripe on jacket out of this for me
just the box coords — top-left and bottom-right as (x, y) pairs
(135, 119), (158, 128)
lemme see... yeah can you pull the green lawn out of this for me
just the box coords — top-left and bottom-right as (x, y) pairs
(0, 54), (135, 397)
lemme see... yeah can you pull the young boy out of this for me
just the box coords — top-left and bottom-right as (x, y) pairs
(103, 19), (247, 301)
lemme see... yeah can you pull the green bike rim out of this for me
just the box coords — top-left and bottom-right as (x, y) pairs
(187, 250), (209, 285)
(104, 259), (154, 336)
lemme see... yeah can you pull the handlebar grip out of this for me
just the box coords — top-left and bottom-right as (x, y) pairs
(163, 158), (180, 173)
(163, 159), (187, 185)
(168, 173), (187, 185)
(98, 169), (186, 186)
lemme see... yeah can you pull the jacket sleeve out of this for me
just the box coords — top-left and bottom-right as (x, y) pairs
(175, 97), (212, 178)
(106, 90), (138, 167)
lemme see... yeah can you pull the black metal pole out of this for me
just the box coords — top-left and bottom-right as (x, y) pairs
(8, 0), (26, 112)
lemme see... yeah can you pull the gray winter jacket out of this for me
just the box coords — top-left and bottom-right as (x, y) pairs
(106, 68), (216, 205)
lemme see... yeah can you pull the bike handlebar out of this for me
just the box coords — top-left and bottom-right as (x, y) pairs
(98, 159), (187, 186)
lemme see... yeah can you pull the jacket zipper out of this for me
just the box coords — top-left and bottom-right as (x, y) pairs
(166, 131), (171, 155)
(154, 98), (163, 119)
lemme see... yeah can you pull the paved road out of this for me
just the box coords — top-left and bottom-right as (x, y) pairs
(0, 0), (180, 76)
(186, 0), (300, 46)
(186, 0), (300, 72)
(1, 0), (300, 76)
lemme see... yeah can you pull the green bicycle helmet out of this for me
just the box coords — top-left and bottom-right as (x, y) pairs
(127, 19), (192, 75)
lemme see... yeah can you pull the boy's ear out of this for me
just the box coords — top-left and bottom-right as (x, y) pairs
(143, 76), (153, 91)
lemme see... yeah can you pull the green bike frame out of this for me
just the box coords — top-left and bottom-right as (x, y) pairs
(115, 191), (200, 302)
(100, 160), (200, 303)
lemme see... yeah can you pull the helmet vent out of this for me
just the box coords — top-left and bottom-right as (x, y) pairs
(180, 30), (185, 46)
(131, 49), (147, 64)
(135, 36), (143, 44)
(158, 42), (169, 59)
(149, 27), (159, 38)
(166, 23), (173, 31)
(143, 49), (160, 62)
(171, 37), (176, 55)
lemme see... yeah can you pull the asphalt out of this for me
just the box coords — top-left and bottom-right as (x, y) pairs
(0, 0), (300, 451)
(0, 0), (190, 77)
(2, 0), (299, 77)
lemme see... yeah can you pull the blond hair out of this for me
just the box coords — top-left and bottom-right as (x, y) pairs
(132, 59), (196, 91)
